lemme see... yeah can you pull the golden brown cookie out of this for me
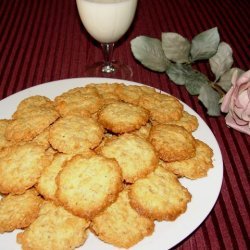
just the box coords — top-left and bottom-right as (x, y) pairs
(91, 188), (154, 248)
(129, 167), (192, 221)
(160, 139), (214, 179)
(12, 95), (56, 119)
(115, 84), (156, 105)
(5, 96), (59, 143)
(99, 133), (158, 183)
(131, 122), (152, 139)
(164, 111), (199, 132)
(0, 189), (42, 233)
(37, 150), (95, 202)
(0, 142), (50, 194)
(54, 86), (103, 117)
(5, 109), (59, 143)
(32, 127), (51, 149)
(139, 92), (183, 123)
(56, 155), (123, 219)
(0, 119), (13, 150)
(149, 124), (196, 162)
(49, 115), (104, 154)
(36, 153), (75, 202)
(17, 201), (90, 250)
(85, 82), (121, 105)
(98, 101), (149, 134)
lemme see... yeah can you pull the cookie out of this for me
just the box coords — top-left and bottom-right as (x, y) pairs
(54, 87), (103, 117)
(139, 92), (183, 123)
(85, 83), (121, 105)
(131, 122), (152, 139)
(0, 189), (42, 233)
(164, 111), (199, 132)
(32, 127), (51, 149)
(115, 84), (156, 105)
(0, 142), (50, 194)
(49, 115), (104, 154)
(160, 139), (214, 179)
(5, 96), (59, 143)
(5, 108), (59, 142)
(17, 201), (89, 250)
(12, 95), (56, 119)
(56, 155), (123, 219)
(36, 153), (75, 202)
(129, 167), (192, 221)
(98, 101), (149, 134)
(99, 133), (158, 183)
(91, 188), (154, 248)
(149, 124), (196, 162)
(0, 119), (13, 149)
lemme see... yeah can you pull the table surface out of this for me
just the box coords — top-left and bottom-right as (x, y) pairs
(0, 0), (249, 249)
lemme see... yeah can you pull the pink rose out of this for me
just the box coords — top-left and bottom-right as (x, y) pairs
(221, 69), (250, 135)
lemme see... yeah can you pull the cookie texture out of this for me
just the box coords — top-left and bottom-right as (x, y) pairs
(12, 96), (56, 119)
(49, 115), (104, 154)
(85, 83), (121, 105)
(0, 119), (13, 149)
(0, 189), (42, 233)
(163, 111), (199, 132)
(100, 133), (158, 183)
(115, 84), (156, 105)
(36, 153), (75, 202)
(98, 101), (149, 133)
(129, 167), (192, 221)
(149, 124), (196, 162)
(54, 86), (103, 117)
(131, 122), (152, 139)
(161, 139), (214, 179)
(56, 155), (123, 219)
(139, 92), (183, 123)
(0, 142), (50, 194)
(17, 201), (90, 250)
(91, 188), (154, 248)
(5, 96), (59, 142)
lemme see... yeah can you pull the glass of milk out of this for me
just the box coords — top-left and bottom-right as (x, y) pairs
(76, 0), (138, 78)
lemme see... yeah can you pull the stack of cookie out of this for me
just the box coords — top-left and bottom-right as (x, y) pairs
(0, 83), (213, 249)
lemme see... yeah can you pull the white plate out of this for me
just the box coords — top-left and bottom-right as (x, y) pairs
(0, 77), (223, 250)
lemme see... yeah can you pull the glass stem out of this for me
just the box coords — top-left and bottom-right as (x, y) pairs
(101, 43), (115, 73)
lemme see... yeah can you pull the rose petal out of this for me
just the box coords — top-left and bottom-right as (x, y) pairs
(231, 109), (248, 126)
(221, 87), (234, 113)
(237, 70), (250, 85)
(231, 70), (239, 86)
(241, 101), (250, 122)
(235, 88), (249, 108)
(225, 113), (250, 135)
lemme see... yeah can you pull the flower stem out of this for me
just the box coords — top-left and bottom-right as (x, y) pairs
(211, 82), (226, 97)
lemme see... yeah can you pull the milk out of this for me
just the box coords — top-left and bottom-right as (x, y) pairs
(76, 0), (138, 43)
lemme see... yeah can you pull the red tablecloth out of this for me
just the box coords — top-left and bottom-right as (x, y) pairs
(0, 0), (249, 249)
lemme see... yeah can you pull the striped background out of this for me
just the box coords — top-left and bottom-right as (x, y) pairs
(0, 0), (249, 249)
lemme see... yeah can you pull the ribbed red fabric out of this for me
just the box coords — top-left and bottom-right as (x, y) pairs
(0, 0), (249, 249)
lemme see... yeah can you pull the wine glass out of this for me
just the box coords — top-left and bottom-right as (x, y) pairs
(76, 0), (138, 78)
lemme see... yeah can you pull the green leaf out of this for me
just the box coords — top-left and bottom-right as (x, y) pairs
(198, 85), (221, 116)
(166, 63), (192, 85)
(131, 36), (170, 72)
(162, 32), (191, 63)
(185, 72), (210, 95)
(166, 63), (209, 95)
(190, 27), (220, 61)
(209, 42), (234, 81)
(217, 68), (245, 92)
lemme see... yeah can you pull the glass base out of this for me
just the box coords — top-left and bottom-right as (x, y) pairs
(83, 61), (133, 79)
